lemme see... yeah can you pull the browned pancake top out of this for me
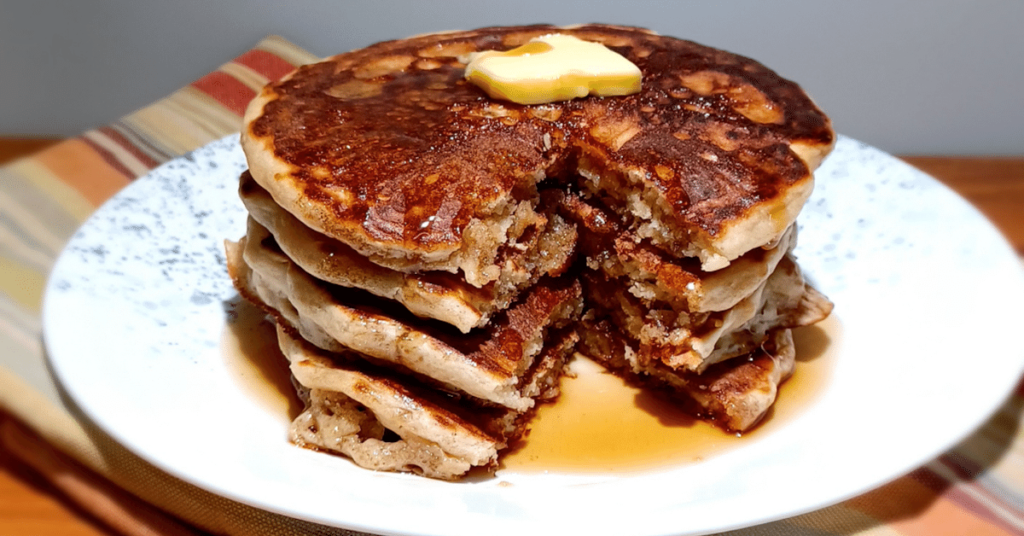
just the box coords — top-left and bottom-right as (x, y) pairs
(248, 24), (833, 252)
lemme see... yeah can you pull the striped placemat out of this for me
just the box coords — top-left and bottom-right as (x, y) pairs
(1, 34), (1023, 536)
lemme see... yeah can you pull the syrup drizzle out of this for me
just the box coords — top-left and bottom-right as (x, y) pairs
(221, 300), (303, 422)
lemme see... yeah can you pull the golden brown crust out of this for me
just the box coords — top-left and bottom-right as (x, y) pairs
(239, 171), (576, 332)
(243, 24), (833, 272)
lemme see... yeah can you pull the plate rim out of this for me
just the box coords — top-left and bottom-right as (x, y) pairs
(41, 134), (1024, 536)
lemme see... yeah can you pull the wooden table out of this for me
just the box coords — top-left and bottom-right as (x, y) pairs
(1, 138), (1022, 535)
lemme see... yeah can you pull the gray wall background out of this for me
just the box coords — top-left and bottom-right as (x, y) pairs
(1, 0), (1022, 155)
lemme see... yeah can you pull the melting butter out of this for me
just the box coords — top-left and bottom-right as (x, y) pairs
(464, 34), (642, 105)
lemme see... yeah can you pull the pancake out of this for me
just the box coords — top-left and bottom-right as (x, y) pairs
(241, 24), (834, 278)
(581, 254), (830, 373)
(551, 189), (796, 314)
(225, 225), (582, 411)
(239, 171), (576, 333)
(577, 317), (796, 432)
(280, 325), (576, 479)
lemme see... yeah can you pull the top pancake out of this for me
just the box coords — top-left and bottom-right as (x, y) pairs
(242, 24), (834, 274)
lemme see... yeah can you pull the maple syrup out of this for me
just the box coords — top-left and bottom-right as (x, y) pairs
(221, 300), (303, 422)
(502, 316), (841, 474)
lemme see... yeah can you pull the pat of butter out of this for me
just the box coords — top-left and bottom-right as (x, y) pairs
(464, 34), (642, 105)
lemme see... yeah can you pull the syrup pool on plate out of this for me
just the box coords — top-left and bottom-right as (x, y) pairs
(501, 316), (841, 474)
(221, 299), (303, 422)
(222, 299), (841, 475)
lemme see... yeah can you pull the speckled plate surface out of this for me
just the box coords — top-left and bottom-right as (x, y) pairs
(43, 135), (1024, 536)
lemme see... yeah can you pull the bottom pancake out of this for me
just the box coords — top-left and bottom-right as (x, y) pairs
(279, 325), (577, 479)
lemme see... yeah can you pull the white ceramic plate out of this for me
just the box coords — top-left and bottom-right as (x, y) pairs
(43, 135), (1024, 536)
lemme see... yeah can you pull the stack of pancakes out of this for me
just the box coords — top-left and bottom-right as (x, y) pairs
(225, 24), (835, 479)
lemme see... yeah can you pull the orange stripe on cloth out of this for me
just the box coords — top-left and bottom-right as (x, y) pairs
(930, 456), (1024, 534)
(234, 49), (298, 82)
(32, 139), (131, 208)
(190, 71), (257, 117)
(848, 475), (1019, 536)
(941, 485), (1024, 535)
(79, 135), (137, 180)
